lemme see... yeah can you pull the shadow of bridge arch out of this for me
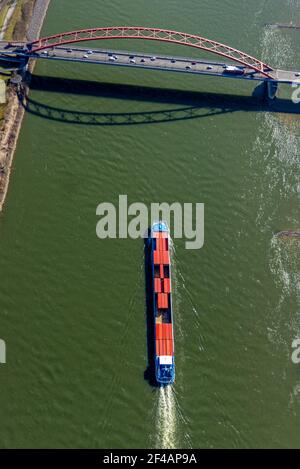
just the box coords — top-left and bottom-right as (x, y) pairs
(18, 74), (300, 126)
(19, 94), (227, 125)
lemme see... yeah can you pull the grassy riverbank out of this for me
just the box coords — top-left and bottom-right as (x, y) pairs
(0, 3), (11, 30)
(4, 0), (36, 40)
(0, 76), (9, 126)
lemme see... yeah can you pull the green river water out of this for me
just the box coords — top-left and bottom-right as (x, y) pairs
(0, 0), (300, 448)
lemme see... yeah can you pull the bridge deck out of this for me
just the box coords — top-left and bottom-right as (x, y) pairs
(0, 42), (299, 84)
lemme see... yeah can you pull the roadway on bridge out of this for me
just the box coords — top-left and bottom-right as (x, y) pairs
(0, 42), (299, 84)
(26, 46), (273, 82)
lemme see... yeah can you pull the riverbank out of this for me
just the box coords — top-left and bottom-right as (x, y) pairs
(0, 0), (51, 213)
(0, 1), (18, 40)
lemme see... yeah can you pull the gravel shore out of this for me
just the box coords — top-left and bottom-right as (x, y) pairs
(27, 0), (51, 41)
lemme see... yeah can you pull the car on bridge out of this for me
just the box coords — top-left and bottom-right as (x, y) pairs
(223, 65), (245, 75)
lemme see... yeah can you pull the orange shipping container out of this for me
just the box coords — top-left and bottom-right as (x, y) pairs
(156, 238), (162, 251)
(157, 293), (162, 309)
(161, 323), (172, 339)
(165, 339), (173, 356)
(163, 278), (171, 293)
(162, 251), (170, 265)
(154, 278), (161, 293)
(156, 324), (163, 339)
(158, 293), (168, 309)
(163, 293), (169, 309)
(157, 238), (168, 251)
(153, 250), (161, 265)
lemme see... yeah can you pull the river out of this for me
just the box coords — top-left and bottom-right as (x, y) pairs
(0, 0), (299, 448)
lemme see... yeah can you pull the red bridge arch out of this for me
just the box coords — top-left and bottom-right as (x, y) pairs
(30, 26), (274, 78)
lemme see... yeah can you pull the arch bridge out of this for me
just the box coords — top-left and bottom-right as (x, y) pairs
(1, 26), (299, 97)
(29, 26), (274, 78)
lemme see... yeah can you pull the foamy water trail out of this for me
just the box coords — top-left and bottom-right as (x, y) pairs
(258, 26), (300, 316)
(269, 236), (300, 301)
(171, 240), (204, 337)
(261, 27), (293, 69)
(251, 114), (300, 231)
(286, 0), (300, 9)
(250, 24), (300, 228)
(154, 386), (178, 449)
(248, 22), (300, 403)
(269, 236), (300, 407)
(268, 236), (300, 345)
(152, 384), (192, 449)
(250, 25), (300, 230)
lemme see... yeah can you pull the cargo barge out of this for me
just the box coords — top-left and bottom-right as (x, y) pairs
(150, 221), (175, 385)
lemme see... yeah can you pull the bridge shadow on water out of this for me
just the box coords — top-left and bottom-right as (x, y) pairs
(18, 73), (300, 127)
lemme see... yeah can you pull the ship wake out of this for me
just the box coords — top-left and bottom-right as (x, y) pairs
(154, 385), (178, 449)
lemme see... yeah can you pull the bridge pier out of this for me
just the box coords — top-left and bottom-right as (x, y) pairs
(266, 80), (279, 100)
(16, 56), (29, 72)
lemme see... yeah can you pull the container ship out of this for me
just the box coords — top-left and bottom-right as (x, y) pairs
(150, 221), (175, 385)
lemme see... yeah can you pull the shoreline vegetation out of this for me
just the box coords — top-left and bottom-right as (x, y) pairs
(0, 0), (51, 212)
